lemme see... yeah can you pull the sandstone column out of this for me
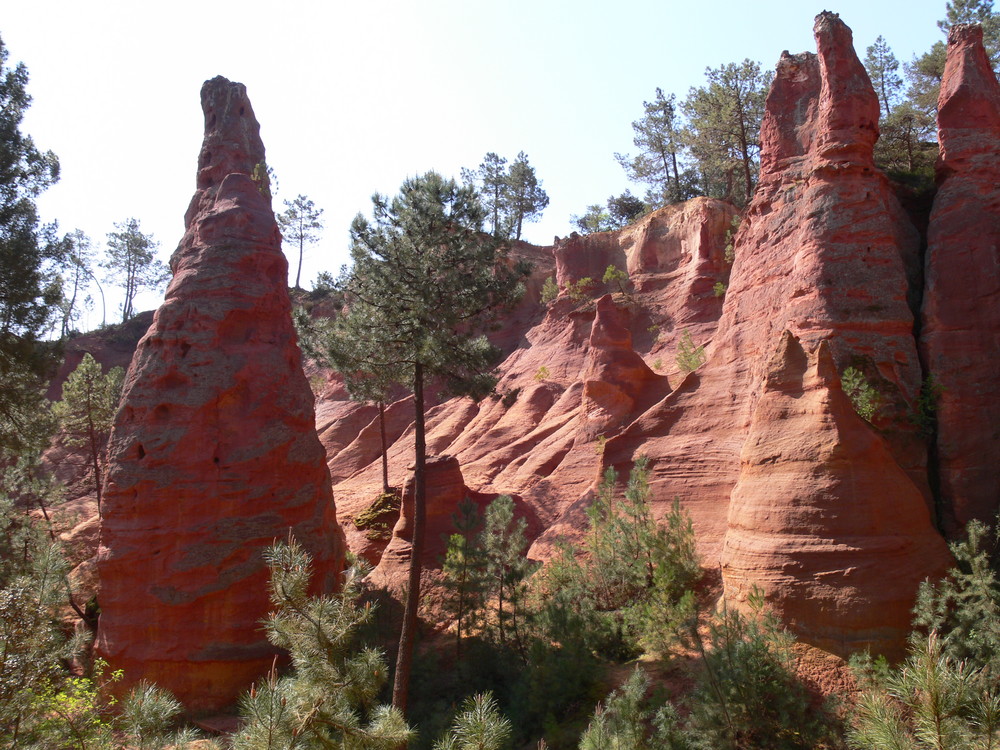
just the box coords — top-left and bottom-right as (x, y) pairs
(96, 76), (345, 713)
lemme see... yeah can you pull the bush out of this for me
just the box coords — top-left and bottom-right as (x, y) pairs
(841, 367), (881, 422)
(541, 276), (559, 304)
(676, 330), (706, 373)
(533, 457), (700, 660)
(232, 540), (411, 750)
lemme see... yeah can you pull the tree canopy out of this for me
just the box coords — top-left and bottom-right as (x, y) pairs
(0, 34), (63, 453)
(277, 193), (324, 289)
(102, 218), (169, 322)
(322, 171), (528, 714)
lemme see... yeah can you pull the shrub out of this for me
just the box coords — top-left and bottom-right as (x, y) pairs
(232, 540), (411, 750)
(676, 330), (706, 373)
(534, 458), (700, 660)
(841, 367), (881, 422)
(541, 276), (559, 304)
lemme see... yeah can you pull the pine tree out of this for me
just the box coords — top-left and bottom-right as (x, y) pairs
(51, 353), (124, 510)
(615, 88), (689, 206)
(865, 36), (904, 118)
(232, 540), (412, 750)
(504, 152), (549, 241)
(322, 171), (528, 714)
(462, 153), (509, 237)
(681, 60), (771, 206)
(479, 495), (535, 658)
(102, 218), (169, 322)
(433, 692), (511, 750)
(277, 194), (324, 289)
(441, 498), (486, 658)
(0, 34), (64, 452)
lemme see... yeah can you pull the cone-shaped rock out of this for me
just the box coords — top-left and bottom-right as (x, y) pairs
(96, 76), (345, 713)
(920, 24), (1000, 529)
(711, 12), (946, 654)
(721, 333), (951, 658)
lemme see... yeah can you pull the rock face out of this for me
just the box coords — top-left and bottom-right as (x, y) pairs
(920, 24), (1000, 530)
(326, 198), (735, 585)
(95, 76), (344, 713)
(722, 333), (950, 658)
(714, 12), (951, 656)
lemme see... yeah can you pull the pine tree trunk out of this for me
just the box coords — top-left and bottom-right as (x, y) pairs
(379, 401), (389, 494)
(392, 363), (426, 716)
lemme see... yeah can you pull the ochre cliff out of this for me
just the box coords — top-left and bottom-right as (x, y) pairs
(53, 14), (1000, 687)
(920, 23), (1000, 531)
(95, 76), (345, 713)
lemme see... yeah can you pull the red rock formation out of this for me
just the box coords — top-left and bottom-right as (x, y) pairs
(721, 333), (950, 658)
(368, 455), (535, 590)
(920, 24), (1000, 530)
(714, 13), (950, 652)
(324, 199), (735, 577)
(95, 76), (344, 713)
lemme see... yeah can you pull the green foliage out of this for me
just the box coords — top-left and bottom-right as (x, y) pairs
(0, 35), (64, 452)
(841, 367), (881, 422)
(866, 35), (904, 119)
(506, 151), (550, 241)
(607, 191), (648, 227)
(672, 591), (835, 750)
(277, 193), (324, 289)
(602, 265), (629, 295)
(535, 458), (700, 660)
(433, 692), (511, 750)
(579, 668), (690, 750)
(573, 192), (648, 234)
(912, 374), (945, 437)
(571, 205), (614, 234)
(681, 60), (771, 206)
(442, 498), (487, 657)
(541, 276), (559, 304)
(615, 88), (692, 207)
(723, 215), (740, 265)
(462, 152), (549, 240)
(675, 330), (706, 373)
(354, 489), (402, 541)
(850, 633), (1000, 750)
(57, 229), (99, 337)
(326, 171), (528, 404)
(913, 520), (1000, 676)
(593, 435), (607, 456)
(535, 365), (550, 382)
(565, 277), (596, 303)
(102, 218), (169, 322)
(51, 353), (124, 508)
(322, 172), (528, 707)
(232, 540), (412, 750)
(479, 496), (536, 656)
(251, 161), (276, 199)
(713, 281), (727, 298)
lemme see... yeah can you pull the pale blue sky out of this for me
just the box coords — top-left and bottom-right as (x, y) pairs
(6, 0), (945, 327)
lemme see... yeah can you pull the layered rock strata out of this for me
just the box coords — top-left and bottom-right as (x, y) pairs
(327, 198), (735, 588)
(96, 76), (344, 713)
(920, 24), (1000, 529)
(721, 333), (950, 658)
(715, 12), (951, 655)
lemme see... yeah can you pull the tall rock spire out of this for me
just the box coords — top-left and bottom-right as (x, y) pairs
(96, 76), (345, 713)
(920, 25), (1000, 531)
